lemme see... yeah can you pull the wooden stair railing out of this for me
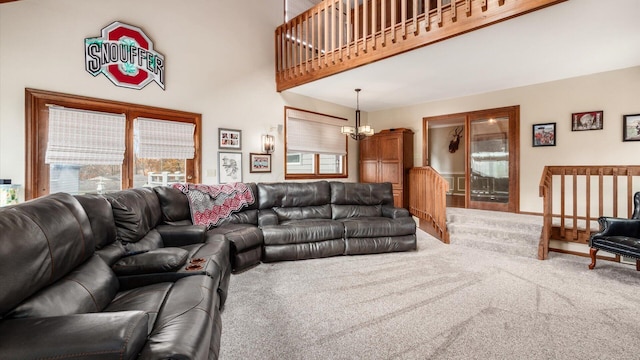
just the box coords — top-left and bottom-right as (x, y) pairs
(275, 0), (567, 92)
(409, 166), (449, 243)
(538, 166), (640, 260)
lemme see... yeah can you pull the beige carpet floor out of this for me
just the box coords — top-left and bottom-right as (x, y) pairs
(220, 230), (640, 359)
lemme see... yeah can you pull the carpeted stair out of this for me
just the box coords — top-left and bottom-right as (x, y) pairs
(446, 208), (542, 259)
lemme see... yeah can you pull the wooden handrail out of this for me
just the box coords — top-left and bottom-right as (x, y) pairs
(538, 165), (640, 260)
(275, 0), (566, 92)
(409, 166), (450, 243)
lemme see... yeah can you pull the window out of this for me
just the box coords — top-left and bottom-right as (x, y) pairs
(26, 89), (201, 200)
(284, 107), (348, 179)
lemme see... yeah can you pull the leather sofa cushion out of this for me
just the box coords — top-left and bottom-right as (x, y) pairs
(154, 186), (191, 222)
(139, 275), (218, 359)
(75, 194), (118, 250)
(262, 239), (346, 262)
(274, 204), (332, 221)
(258, 181), (330, 209)
(341, 216), (416, 238)
(0, 193), (95, 316)
(107, 188), (163, 243)
(207, 224), (263, 251)
(105, 282), (173, 334)
(112, 248), (190, 276)
(330, 181), (394, 206)
(345, 234), (417, 255)
(0, 311), (148, 360)
(261, 219), (344, 245)
(7, 255), (119, 319)
(332, 204), (382, 219)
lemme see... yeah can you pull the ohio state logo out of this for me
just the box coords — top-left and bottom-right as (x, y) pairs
(85, 21), (165, 90)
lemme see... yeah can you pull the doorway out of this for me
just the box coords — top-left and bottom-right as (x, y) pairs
(423, 106), (520, 212)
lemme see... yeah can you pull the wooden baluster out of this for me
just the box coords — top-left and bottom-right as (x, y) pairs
(298, 17), (303, 75)
(324, 0), (329, 65)
(355, 0), (360, 54)
(372, 0), (377, 50)
(310, 10), (315, 70)
(363, 0), (368, 52)
(285, 22), (291, 79)
(572, 169), (578, 240)
(333, 1), (338, 63)
(452, 0), (457, 22)
(560, 173), (566, 238)
(437, 0), (443, 27)
(391, 0), (396, 43)
(481, 0), (487, 11)
(317, 7), (323, 68)
(346, 0), (351, 58)
(424, 0), (430, 31)
(401, 0), (407, 38)
(382, 0), (387, 45)
(628, 171), (634, 218)
(413, 0), (419, 35)
(276, 27), (282, 80)
(613, 167), (619, 218)
(338, 0), (344, 61)
(465, 0), (471, 16)
(586, 168), (591, 239)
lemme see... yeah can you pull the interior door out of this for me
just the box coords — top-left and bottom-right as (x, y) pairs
(467, 107), (519, 212)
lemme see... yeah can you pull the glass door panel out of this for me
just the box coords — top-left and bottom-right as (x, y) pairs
(468, 115), (511, 211)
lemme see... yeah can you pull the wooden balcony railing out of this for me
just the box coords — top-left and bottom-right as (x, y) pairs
(409, 166), (450, 243)
(275, 0), (566, 91)
(538, 166), (640, 260)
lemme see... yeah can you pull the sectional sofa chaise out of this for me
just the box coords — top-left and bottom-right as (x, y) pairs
(0, 181), (416, 359)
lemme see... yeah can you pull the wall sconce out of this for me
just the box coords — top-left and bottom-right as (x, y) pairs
(262, 134), (275, 154)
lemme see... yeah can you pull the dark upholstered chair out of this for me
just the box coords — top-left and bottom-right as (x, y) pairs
(588, 192), (640, 271)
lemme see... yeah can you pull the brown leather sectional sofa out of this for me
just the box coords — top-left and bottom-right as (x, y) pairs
(0, 181), (416, 359)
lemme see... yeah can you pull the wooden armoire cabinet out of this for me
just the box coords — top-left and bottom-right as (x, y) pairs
(359, 128), (414, 209)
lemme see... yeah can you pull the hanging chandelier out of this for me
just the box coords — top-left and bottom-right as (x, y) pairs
(341, 88), (374, 140)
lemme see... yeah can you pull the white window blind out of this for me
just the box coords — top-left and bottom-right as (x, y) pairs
(286, 109), (347, 155)
(134, 118), (195, 159)
(45, 107), (126, 165)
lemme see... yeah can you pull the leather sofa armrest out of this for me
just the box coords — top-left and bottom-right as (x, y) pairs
(258, 209), (279, 226)
(592, 217), (640, 238)
(0, 311), (148, 360)
(157, 224), (207, 246)
(382, 206), (411, 219)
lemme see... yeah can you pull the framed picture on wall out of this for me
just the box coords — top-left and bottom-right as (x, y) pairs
(623, 114), (640, 141)
(571, 111), (603, 131)
(218, 152), (242, 184)
(249, 153), (271, 173)
(218, 128), (242, 150)
(532, 123), (556, 147)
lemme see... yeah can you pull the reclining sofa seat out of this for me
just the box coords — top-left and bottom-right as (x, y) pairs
(0, 193), (221, 359)
(330, 181), (417, 254)
(103, 187), (232, 307)
(258, 181), (346, 262)
(154, 184), (263, 273)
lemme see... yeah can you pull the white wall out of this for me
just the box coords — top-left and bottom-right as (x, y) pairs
(368, 66), (640, 213)
(0, 0), (360, 188)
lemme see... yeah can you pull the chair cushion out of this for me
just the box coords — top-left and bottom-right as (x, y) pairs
(591, 236), (640, 258)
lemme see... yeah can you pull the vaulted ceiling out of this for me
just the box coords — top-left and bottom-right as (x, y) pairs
(284, 0), (640, 112)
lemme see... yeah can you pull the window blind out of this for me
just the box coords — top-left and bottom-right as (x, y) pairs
(134, 118), (195, 159)
(286, 109), (347, 155)
(45, 107), (126, 165)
